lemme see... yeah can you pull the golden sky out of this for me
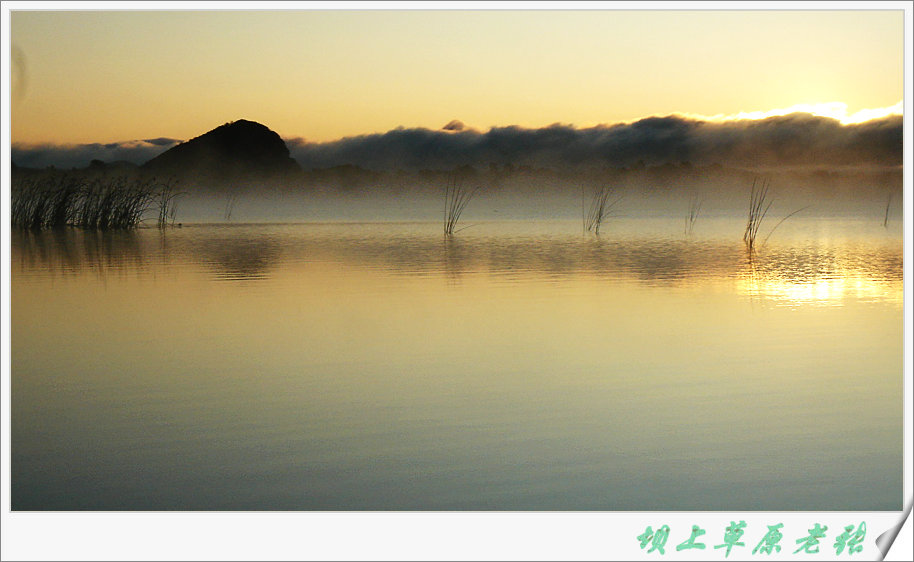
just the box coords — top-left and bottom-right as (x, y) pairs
(10, 9), (904, 145)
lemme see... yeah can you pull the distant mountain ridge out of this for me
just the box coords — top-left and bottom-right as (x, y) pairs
(142, 119), (301, 187)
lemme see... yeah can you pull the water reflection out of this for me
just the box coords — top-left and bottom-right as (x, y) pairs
(13, 228), (148, 279)
(12, 227), (283, 282)
(738, 244), (902, 306)
(196, 237), (282, 281)
(11, 219), (903, 511)
(11, 221), (902, 305)
(443, 236), (469, 283)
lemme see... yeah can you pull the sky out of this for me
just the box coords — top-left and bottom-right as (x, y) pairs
(9, 7), (905, 148)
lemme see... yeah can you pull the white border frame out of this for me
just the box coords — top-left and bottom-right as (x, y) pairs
(2, 2), (911, 560)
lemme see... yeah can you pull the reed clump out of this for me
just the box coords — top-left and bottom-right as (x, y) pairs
(444, 177), (478, 235)
(11, 175), (83, 230)
(12, 175), (179, 230)
(583, 185), (621, 234)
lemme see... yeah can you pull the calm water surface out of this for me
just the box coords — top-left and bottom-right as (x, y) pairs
(11, 218), (903, 510)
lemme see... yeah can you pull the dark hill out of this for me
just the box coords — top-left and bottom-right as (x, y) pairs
(142, 120), (301, 188)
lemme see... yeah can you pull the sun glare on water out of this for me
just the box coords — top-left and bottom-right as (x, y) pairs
(736, 275), (902, 307)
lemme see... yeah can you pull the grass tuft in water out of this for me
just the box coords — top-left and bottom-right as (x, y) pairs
(743, 177), (772, 250)
(444, 176), (478, 235)
(224, 193), (239, 222)
(685, 194), (704, 235)
(583, 185), (621, 235)
(743, 177), (810, 250)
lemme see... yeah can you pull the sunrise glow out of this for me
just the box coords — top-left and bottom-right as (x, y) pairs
(678, 100), (904, 125)
(8, 9), (904, 145)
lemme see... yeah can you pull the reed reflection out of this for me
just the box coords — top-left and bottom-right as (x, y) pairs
(10, 222), (903, 304)
(12, 228), (147, 279)
(195, 236), (282, 281)
(442, 236), (471, 283)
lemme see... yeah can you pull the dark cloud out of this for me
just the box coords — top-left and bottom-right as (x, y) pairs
(12, 138), (182, 169)
(13, 113), (900, 172)
(442, 119), (466, 131)
(287, 113), (901, 171)
(144, 137), (182, 146)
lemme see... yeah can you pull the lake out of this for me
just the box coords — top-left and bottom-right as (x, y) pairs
(10, 216), (903, 510)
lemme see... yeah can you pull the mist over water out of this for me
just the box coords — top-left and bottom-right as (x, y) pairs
(166, 172), (902, 225)
(11, 210), (902, 511)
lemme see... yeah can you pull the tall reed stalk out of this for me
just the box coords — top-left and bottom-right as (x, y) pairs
(884, 193), (892, 227)
(156, 178), (183, 228)
(224, 193), (238, 222)
(444, 177), (478, 235)
(760, 205), (810, 247)
(582, 185), (621, 234)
